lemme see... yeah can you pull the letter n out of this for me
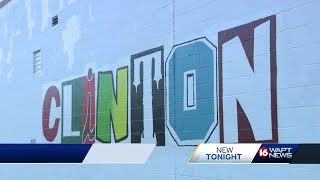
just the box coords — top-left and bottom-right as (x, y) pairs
(218, 15), (278, 143)
(96, 67), (128, 143)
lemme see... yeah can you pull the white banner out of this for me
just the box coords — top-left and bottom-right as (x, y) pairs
(83, 144), (156, 164)
(189, 144), (262, 164)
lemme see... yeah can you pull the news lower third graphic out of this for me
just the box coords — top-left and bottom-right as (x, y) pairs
(189, 144), (320, 164)
(0, 144), (319, 164)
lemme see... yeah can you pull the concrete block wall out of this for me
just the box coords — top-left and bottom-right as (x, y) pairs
(0, 0), (319, 179)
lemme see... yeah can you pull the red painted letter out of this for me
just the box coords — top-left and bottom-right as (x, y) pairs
(82, 69), (96, 143)
(42, 86), (60, 142)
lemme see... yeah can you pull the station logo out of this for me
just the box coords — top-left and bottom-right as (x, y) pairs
(258, 147), (293, 159)
(252, 144), (299, 163)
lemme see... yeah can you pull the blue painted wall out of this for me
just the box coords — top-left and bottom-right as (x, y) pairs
(0, 0), (320, 179)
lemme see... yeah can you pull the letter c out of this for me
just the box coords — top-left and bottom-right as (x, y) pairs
(42, 86), (60, 142)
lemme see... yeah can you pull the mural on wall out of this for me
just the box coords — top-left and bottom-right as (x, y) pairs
(42, 86), (60, 142)
(218, 15), (278, 143)
(131, 46), (165, 146)
(42, 15), (279, 145)
(96, 67), (128, 143)
(165, 38), (218, 146)
(82, 69), (96, 144)
(62, 77), (84, 143)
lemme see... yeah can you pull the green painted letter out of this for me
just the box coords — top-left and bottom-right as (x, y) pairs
(96, 67), (128, 143)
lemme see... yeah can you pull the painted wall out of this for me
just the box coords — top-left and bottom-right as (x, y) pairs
(0, 0), (320, 179)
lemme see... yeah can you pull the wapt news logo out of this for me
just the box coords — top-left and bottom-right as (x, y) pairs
(252, 144), (299, 163)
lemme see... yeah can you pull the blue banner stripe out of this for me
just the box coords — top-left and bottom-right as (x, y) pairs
(0, 144), (92, 163)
